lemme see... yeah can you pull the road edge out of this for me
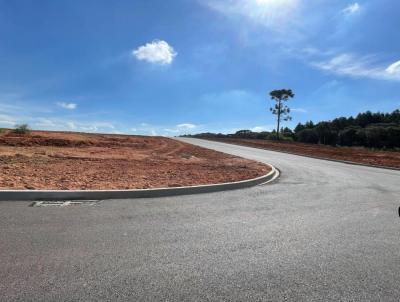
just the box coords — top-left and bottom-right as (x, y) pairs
(198, 139), (400, 172)
(0, 165), (278, 201)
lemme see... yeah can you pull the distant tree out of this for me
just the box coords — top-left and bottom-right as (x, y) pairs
(256, 131), (270, 139)
(389, 109), (400, 124)
(348, 116), (355, 124)
(296, 128), (319, 144)
(294, 123), (305, 133)
(281, 127), (293, 135)
(338, 126), (362, 146)
(232, 130), (259, 139)
(14, 124), (30, 134)
(304, 120), (315, 129)
(331, 117), (349, 131)
(188, 108), (400, 149)
(315, 122), (337, 145)
(269, 89), (294, 140)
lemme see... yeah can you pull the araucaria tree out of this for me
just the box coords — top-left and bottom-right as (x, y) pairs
(269, 89), (294, 140)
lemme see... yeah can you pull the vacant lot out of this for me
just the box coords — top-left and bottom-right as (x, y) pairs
(207, 138), (400, 169)
(0, 130), (270, 190)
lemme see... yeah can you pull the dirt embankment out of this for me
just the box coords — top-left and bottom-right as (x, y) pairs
(207, 137), (400, 169)
(0, 130), (270, 190)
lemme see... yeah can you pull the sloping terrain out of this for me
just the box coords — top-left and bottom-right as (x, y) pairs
(0, 130), (270, 190)
(206, 137), (400, 169)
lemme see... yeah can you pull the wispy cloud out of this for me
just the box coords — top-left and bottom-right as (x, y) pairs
(386, 60), (400, 75)
(164, 128), (180, 133)
(0, 97), (117, 132)
(33, 118), (115, 132)
(57, 102), (77, 110)
(250, 125), (273, 132)
(132, 40), (177, 65)
(291, 108), (307, 113)
(0, 113), (17, 127)
(177, 123), (197, 129)
(342, 2), (360, 14)
(163, 123), (197, 135)
(312, 53), (400, 81)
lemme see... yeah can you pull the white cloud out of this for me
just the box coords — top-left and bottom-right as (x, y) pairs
(35, 118), (57, 128)
(164, 128), (180, 133)
(130, 128), (137, 132)
(32, 118), (115, 133)
(110, 130), (127, 135)
(251, 126), (273, 132)
(342, 2), (360, 14)
(291, 108), (307, 113)
(67, 122), (76, 130)
(132, 40), (177, 65)
(0, 97), (123, 134)
(312, 53), (400, 81)
(160, 123), (198, 136)
(0, 121), (15, 126)
(91, 122), (115, 129)
(177, 123), (196, 129)
(386, 60), (400, 75)
(57, 102), (77, 110)
(0, 113), (16, 127)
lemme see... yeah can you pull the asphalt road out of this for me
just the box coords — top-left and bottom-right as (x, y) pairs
(1, 138), (400, 302)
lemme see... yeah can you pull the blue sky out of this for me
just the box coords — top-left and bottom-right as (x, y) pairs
(0, 0), (399, 135)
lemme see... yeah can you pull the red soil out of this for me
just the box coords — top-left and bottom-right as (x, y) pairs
(208, 138), (400, 169)
(0, 130), (270, 190)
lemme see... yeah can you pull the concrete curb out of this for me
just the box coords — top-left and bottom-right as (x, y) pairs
(0, 165), (278, 201)
(203, 139), (400, 172)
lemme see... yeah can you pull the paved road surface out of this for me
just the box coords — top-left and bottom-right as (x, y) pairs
(1, 138), (400, 301)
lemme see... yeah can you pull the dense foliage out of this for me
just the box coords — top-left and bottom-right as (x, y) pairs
(293, 110), (400, 148)
(184, 110), (400, 149)
(13, 124), (31, 134)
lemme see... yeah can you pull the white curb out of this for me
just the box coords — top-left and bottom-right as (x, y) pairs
(0, 165), (278, 201)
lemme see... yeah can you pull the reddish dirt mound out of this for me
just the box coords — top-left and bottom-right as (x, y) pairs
(208, 138), (400, 169)
(0, 130), (270, 190)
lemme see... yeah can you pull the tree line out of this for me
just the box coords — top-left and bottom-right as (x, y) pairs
(293, 110), (400, 148)
(184, 109), (400, 149)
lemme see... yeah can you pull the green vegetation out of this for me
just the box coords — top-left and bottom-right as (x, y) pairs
(269, 89), (294, 140)
(294, 110), (400, 148)
(183, 109), (400, 149)
(13, 124), (31, 134)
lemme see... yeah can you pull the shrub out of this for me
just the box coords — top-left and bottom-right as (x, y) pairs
(295, 129), (319, 144)
(338, 126), (362, 146)
(315, 122), (337, 145)
(13, 124), (31, 134)
(387, 126), (400, 148)
(365, 125), (400, 148)
(256, 131), (270, 139)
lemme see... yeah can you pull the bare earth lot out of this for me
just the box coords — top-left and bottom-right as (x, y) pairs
(207, 138), (400, 169)
(0, 130), (270, 190)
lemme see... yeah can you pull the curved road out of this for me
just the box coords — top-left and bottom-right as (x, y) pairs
(1, 138), (400, 301)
